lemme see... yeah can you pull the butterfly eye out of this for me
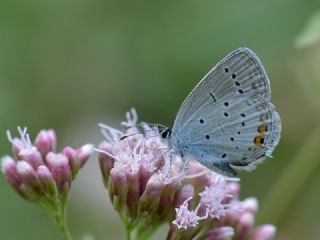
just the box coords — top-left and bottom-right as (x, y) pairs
(161, 129), (171, 139)
(161, 131), (167, 138)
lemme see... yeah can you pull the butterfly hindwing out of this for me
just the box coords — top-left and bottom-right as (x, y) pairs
(180, 94), (281, 176)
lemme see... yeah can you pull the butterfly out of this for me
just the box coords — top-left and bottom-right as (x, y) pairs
(158, 47), (281, 176)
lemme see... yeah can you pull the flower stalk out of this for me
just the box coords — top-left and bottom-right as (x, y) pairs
(54, 202), (72, 240)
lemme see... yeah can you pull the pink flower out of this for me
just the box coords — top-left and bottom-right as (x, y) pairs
(172, 197), (208, 230)
(98, 109), (277, 240)
(1, 127), (93, 220)
(199, 178), (231, 219)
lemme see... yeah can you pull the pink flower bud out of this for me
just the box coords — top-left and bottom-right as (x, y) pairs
(37, 165), (58, 197)
(1, 156), (23, 195)
(138, 150), (160, 193)
(204, 226), (234, 240)
(98, 142), (115, 186)
(46, 152), (69, 169)
(34, 129), (57, 156)
(16, 161), (38, 187)
(226, 182), (240, 201)
(251, 225), (276, 240)
(46, 153), (71, 194)
(236, 212), (255, 239)
(139, 162), (154, 193)
(19, 183), (38, 201)
(63, 146), (80, 179)
(77, 144), (94, 167)
(11, 138), (25, 160)
(242, 197), (259, 215)
(20, 148), (43, 170)
(158, 181), (180, 220)
(138, 175), (164, 215)
(125, 170), (140, 218)
(109, 168), (127, 211)
(16, 161), (40, 197)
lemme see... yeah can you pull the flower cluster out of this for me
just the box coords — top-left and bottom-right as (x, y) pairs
(98, 109), (276, 240)
(1, 127), (93, 237)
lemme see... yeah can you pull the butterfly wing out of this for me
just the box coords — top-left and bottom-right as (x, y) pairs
(180, 94), (281, 176)
(171, 47), (271, 139)
(170, 48), (281, 176)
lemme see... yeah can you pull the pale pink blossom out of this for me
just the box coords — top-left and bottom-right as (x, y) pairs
(97, 109), (277, 240)
(172, 197), (208, 230)
(1, 127), (93, 212)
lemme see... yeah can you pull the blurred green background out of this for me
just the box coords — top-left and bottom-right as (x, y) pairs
(1, 0), (320, 239)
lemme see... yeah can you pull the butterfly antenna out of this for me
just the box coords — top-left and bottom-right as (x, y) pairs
(120, 132), (141, 141)
(120, 129), (160, 141)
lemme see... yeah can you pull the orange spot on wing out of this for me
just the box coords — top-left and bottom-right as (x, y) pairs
(254, 136), (265, 146)
(258, 124), (267, 134)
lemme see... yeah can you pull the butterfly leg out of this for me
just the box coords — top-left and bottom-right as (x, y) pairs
(163, 152), (174, 178)
(182, 157), (189, 173)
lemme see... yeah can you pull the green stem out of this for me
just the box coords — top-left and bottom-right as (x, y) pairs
(55, 204), (72, 240)
(258, 123), (320, 225)
(136, 224), (158, 240)
(126, 223), (133, 240)
(118, 213), (133, 240)
(135, 218), (160, 240)
(58, 220), (72, 240)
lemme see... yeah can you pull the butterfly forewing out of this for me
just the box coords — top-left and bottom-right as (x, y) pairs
(172, 48), (271, 139)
